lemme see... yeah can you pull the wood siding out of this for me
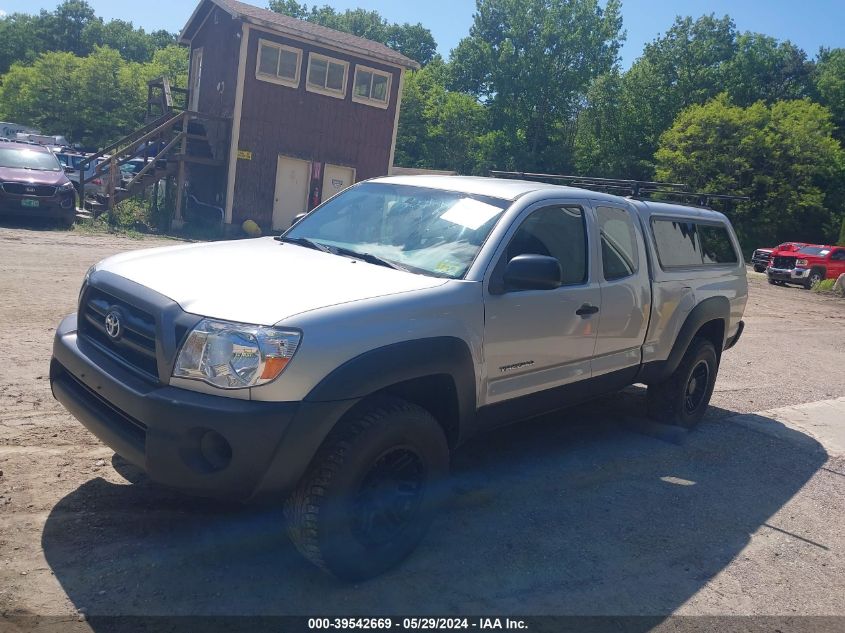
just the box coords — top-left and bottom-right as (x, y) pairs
(186, 7), (240, 206)
(231, 27), (402, 228)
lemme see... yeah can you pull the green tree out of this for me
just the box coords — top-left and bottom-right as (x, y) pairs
(449, 0), (624, 172)
(268, 1), (437, 65)
(82, 19), (176, 63)
(655, 95), (845, 249)
(0, 1), (176, 73)
(0, 13), (42, 74)
(586, 14), (738, 178)
(574, 70), (654, 179)
(574, 18), (820, 180)
(39, 0), (98, 56)
(0, 45), (187, 148)
(395, 59), (491, 174)
(815, 48), (845, 138)
(723, 33), (813, 106)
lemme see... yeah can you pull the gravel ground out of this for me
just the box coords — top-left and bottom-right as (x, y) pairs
(0, 225), (843, 624)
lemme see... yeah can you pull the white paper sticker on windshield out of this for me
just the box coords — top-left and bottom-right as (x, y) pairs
(440, 198), (501, 231)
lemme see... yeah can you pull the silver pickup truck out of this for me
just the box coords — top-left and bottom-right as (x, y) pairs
(50, 175), (747, 579)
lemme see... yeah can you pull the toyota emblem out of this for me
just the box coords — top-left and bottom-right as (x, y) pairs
(26, 186), (36, 193)
(104, 310), (122, 340)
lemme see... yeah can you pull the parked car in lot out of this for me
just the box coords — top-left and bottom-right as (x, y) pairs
(50, 176), (747, 579)
(767, 243), (845, 288)
(56, 151), (108, 198)
(119, 158), (151, 186)
(0, 140), (76, 227)
(751, 241), (805, 272)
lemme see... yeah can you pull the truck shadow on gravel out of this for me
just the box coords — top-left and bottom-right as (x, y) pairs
(41, 389), (827, 623)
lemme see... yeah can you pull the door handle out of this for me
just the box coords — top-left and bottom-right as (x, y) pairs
(576, 303), (600, 316)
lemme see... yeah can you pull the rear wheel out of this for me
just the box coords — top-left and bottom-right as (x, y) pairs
(285, 396), (449, 580)
(647, 337), (718, 429)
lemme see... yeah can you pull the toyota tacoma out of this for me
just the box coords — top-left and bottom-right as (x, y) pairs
(51, 176), (747, 579)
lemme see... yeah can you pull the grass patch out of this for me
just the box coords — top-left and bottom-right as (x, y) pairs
(811, 278), (844, 297)
(73, 194), (220, 242)
(812, 279), (836, 292)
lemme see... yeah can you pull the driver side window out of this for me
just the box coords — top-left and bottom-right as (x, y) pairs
(506, 205), (587, 286)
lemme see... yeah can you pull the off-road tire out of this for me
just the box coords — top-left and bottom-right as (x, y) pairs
(753, 265), (765, 273)
(284, 396), (449, 580)
(646, 337), (718, 429)
(804, 268), (824, 290)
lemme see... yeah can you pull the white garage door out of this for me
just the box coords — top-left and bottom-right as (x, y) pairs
(272, 155), (310, 231)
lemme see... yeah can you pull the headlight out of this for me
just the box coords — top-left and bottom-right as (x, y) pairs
(173, 318), (301, 389)
(60, 181), (75, 191)
(796, 258), (808, 267)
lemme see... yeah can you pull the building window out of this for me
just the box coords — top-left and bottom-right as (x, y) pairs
(352, 65), (391, 108)
(256, 39), (301, 88)
(306, 53), (349, 99)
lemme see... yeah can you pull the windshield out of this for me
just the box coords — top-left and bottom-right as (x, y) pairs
(284, 182), (510, 278)
(798, 246), (829, 256)
(0, 147), (61, 171)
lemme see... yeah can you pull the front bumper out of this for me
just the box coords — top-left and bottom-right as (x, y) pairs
(0, 189), (75, 219)
(50, 313), (357, 501)
(767, 267), (810, 283)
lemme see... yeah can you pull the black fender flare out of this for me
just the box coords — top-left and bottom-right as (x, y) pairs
(638, 296), (730, 384)
(252, 337), (477, 499)
(305, 336), (477, 424)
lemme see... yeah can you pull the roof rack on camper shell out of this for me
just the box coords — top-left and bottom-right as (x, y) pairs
(489, 171), (749, 209)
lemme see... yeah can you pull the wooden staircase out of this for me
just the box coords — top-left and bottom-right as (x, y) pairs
(77, 78), (231, 221)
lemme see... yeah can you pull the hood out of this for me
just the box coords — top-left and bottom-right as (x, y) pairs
(0, 166), (69, 186)
(97, 237), (448, 325)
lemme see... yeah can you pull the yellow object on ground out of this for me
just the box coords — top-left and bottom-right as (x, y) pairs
(242, 219), (261, 237)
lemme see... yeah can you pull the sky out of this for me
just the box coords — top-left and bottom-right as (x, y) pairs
(0, 0), (843, 67)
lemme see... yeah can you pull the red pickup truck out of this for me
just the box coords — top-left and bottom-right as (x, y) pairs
(751, 242), (804, 272)
(767, 244), (845, 288)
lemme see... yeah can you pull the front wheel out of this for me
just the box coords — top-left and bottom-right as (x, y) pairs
(285, 396), (449, 580)
(753, 265), (765, 273)
(805, 269), (824, 289)
(647, 337), (719, 429)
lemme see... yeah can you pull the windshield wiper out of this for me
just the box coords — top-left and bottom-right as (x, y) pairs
(329, 245), (410, 272)
(275, 236), (333, 253)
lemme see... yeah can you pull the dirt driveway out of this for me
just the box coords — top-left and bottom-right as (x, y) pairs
(1, 226), (844, 625)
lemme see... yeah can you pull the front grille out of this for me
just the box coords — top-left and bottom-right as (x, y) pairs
(1, 182), (57, 197)
(772, 256), (797, 270)
(79, 287), (159, 380)
(752, 250), (771, 262)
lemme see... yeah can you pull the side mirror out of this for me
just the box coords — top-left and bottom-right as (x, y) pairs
(503, 254), (562, 291)
(290, 212), (308, 227)
(63, 165), (75, 174)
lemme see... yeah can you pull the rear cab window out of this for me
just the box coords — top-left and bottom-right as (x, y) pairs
(651, 219), (738, 269)
(596, 206), (639, 280)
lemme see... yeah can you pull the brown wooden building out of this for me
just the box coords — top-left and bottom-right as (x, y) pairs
(178, 0), (419, 231)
